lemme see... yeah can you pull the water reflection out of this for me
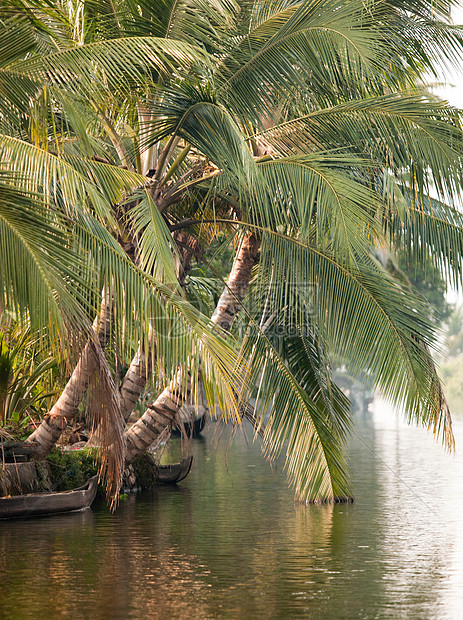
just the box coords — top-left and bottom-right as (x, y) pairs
(1, 401), (463, 619)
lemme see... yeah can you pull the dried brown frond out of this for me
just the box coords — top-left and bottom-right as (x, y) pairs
(86, 339), (125, 510)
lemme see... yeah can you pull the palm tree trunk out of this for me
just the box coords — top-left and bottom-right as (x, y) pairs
(210, 233), (260, 331)
(26, 294), (112, 457)
(118, 229), (198, 424)
(119, 346), (151, 422)
(124, 233), (260, 462)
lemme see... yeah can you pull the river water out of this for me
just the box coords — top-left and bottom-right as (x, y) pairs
(1, 399), (463, 619)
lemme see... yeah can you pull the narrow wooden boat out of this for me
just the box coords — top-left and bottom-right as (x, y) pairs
(0, 476), (99, 519)
(157, 455), (193, 484)
(172, 412), (206, 438)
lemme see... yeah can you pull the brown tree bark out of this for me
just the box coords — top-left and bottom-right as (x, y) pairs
(26, 294), (112, 457)
(119, 346), (151, 423)
(124, 233), (260, 462)
(118, 228), (200, 423)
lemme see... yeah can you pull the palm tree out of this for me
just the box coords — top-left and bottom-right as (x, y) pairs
(121, 0), (463, 499)
(0, 2), (244, 499)
(2, 0), (463, 502)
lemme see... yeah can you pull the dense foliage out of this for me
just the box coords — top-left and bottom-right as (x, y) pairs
(2, 0), (463, 502)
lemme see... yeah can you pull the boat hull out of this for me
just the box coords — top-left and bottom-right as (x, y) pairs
(172, 413), (206, 438)
(0, 476), (99, 519)
(157, 456), (193, 484)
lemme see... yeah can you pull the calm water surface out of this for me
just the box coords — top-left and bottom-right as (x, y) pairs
(1, 399), (463, 619)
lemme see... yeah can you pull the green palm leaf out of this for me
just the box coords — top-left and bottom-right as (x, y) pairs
(391, 192), (463, 289)
(251, 93), (463, 201)
(72, 209), (243, 420)
(215, 0), (390, 120)
(0, 134), (146, 222)
(236, 324), (350, 501)
(255, 154), (383, 259)
(0, 174), (91, 340)
(254, 227), (453, 448)
(126, 189), (181, 284)
(7, 36), (208, 92)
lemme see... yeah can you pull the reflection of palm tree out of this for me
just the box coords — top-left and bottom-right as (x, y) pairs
(2, 0), (463, 501)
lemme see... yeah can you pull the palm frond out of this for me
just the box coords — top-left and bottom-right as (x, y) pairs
(7, 36), (209, 93)
(215, 0), (399, 122)
(254, 227), (453, 448)
(72, 209), (244, 422)
(250, 93), (463, 202)
(0, 134), (146, 222)
(0, 174), (92, 341)
(132, 0), (236, 44)
(391, 191), (463, 289)
(0, 16), (41, 122)
(144, 89), (257, 187)
(254, 153), (384, 260)
(237, 324), (350, 502)
(126, 189), (180, 284)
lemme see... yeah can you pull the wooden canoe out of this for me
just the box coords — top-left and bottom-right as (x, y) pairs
(172, 412), (206, 438)
(0, 476), (99, 520)
(157, 455), (193, 484)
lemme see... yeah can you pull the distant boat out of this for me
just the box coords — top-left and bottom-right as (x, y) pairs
(172, 405), (206, 438)
(157, 455), (193, 484)
(0, 476), (99, 520)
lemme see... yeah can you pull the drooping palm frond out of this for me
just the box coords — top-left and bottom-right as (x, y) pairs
(376, 1), (463, 79)
(252, 227), (453, 448)
(235, 323), (351, 502)
(280, 330), (352, 442)
(254, 154), (383, 259)
(81, 337), (126, 508)
(250, 94), (463, 201)
(0, 174), (92, 340)
(0, 134), (146, 222)
(0, 15), (40, 123)
(125, 190), (180, 285)
(390, 192), (463, 289)
(71, 209), (244, 422)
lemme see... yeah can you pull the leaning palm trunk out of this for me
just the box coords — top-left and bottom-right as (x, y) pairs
(118, 230), (200, 422)
(26, 294), (112, 457)
(119, 346), (152, 422)
(119, 343), (207, 428)
(124, 233), (260, 462)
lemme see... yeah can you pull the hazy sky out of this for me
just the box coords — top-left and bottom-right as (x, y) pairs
(429, 5), (463, 303)
(435, 5), (463, 105)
